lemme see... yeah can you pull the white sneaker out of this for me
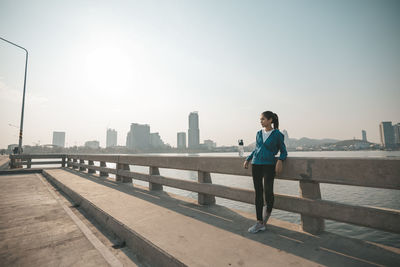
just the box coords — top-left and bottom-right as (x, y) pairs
(248, 222), (266, 233)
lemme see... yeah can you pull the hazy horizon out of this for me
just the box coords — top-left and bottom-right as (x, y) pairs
(1, 0), (399, 148)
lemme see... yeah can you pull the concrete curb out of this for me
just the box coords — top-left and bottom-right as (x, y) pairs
(42, 169), (187, 267)
(0, 168), (43, 175)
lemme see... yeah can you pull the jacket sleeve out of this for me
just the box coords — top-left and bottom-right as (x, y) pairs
(246, 150), (255, 162)
(277, 132), (288, 161)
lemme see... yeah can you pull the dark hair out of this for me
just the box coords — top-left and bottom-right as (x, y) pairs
(262, 111), (279, 129)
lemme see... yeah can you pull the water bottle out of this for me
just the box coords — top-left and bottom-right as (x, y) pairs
(238, 139), (244, 157)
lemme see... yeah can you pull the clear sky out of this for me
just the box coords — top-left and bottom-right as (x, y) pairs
(1, 0), (399, 148)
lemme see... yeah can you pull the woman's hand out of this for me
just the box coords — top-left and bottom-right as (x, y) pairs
(275, 160), (283, 175)
(243, 160), (249, 169)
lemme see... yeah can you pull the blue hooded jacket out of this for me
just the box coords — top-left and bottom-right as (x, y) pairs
(246, 129), (288, 165)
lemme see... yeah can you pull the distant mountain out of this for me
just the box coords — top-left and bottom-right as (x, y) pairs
(247, 137), (340, 149)
(334, 139), (366, 145)
(288, 137), (339, 148)
(245, 136), (381, 151)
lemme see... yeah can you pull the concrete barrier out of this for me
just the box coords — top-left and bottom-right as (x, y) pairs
(9, 153), (400, 235)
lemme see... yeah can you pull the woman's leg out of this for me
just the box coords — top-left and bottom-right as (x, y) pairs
(263, 164), (276, 213)
(252, 164), (264, 221)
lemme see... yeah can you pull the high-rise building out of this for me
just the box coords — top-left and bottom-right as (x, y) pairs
(188, 112), (200, 148)
(126, 123), (150, 150)
(106, 129), (117, 148)
(52, 131), (66, 147)
(362, 130), (367, 142)
(282, 129), (289, 147)
(177, 132), (186, 149)
(126, 131), (132, 149)
(393, 123), (400, 145)
(150, 132), (165, 148)
(85, 140), (100, 149)
(379, 122), (395, 148)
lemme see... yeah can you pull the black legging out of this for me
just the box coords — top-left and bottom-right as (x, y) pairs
(251, 164), (276, 221)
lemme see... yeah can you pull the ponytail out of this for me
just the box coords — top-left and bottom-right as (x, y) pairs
(262, 111), (279, 129)
(272, 113), (279, 129)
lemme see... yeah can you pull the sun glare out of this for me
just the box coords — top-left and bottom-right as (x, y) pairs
(85, 45), (134, 90)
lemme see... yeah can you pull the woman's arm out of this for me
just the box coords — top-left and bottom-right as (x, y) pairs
(244, 150), (255, 169)
(277, 132), (288, 161)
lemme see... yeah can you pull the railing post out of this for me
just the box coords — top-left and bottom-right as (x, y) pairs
(79, 159), (86, 171)
(299, 180), (325, 234)
(72, 158), (78, 169)
(88, 160), (95, 174)
(149, 167), (163, 191)
(100, 161), (108, 177)
(67, 157), (72, 168)
(27, 158), (32, 168)
(116, 163), (131, 183)
(198, 171), (215, 205)
(61, 156), (66, 167)
(15, 157), (22, 168)
(10, 156), (15, 169)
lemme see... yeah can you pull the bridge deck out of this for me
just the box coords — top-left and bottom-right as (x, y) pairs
(41, 168), (400, 267)
(2, 168), (399, 266)
(0, 172), (129, 266)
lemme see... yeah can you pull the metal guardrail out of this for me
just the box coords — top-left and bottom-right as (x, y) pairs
(9, 153), (400, 235)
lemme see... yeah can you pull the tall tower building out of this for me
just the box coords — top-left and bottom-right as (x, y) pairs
(379, 122), (395, 148)
(188, 112), (200, 149)
(393, 123), (400, 146)
(362, 130), (367, 142)
(52, 131), (66, 148)
(177, 132), (186, 149)
(126, 123), (150, 150)
(106, 129), (117, 148)
(282, 129), (289, 147)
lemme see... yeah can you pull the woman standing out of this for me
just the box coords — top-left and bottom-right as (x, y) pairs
(244, 111), (288, 233)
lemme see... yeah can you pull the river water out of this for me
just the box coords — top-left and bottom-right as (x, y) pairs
(117, 150), (400, 248)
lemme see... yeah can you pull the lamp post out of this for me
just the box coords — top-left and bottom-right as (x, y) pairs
(0, 37), (28, 154)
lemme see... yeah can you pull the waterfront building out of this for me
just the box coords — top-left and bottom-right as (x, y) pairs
(150, 132), (165, 148)
(282, 129), (289, 147)
(52, 131), (66, 148)
(362, 130), (367, 142)
(84, 140), (100, 149)
(126, 123), (150, 150)
(7, 144), (18, 152)
(393, 123), (400, 146)
(379, 122), (395, 148)
(106, 129), (117, 148)
(177, 132), (186, 149)
(188, 112), (200, 148)
(203, 139), (217, 149)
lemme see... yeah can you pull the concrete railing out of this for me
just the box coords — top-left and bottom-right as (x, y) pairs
(10, 153), (400, 236)
(9, 154), (66, 168)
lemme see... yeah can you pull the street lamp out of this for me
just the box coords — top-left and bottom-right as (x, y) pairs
(0, 36), (28, 154)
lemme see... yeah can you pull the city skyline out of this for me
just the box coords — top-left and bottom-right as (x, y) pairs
(3, 111), (399, 149)
(24, 119), (399, 149)
(1, 1), (399, 149)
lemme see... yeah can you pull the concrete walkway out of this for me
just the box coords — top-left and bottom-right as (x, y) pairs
(42, 168), (400, 267)
(0, 172), (126, 267)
